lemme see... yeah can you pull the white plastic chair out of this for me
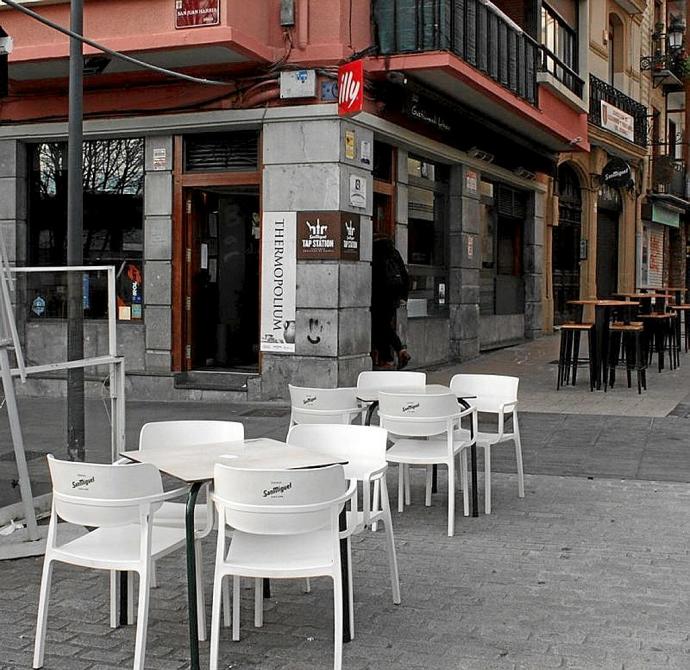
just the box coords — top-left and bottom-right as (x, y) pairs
(288, 385), (366, 427)
(137, 420), (244, 635)
(449, 374), (525, 514)
(33, 456), (189, 670)
(286, 423), (401, 622)
(209, 464), (357, 670)
(378, 391), (476, 536)
(355, 371), (427, 422)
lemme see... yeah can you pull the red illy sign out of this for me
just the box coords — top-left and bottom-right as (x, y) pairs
(338, 60), (364, 116)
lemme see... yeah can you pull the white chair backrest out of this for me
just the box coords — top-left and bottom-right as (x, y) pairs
(288, 385), (360, 424)
(286, 424), (387, 481)
(139, 420), (244, 450)
(356, 371), (426, 394)
(48, 454), (163, 528)
(213, 463), (347, 535)
(378, 392), (459, 437)
(449, 374), (519, 413)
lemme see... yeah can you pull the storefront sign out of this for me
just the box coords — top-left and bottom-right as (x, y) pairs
(175, 0), (220, 29)
(404, 94), (452, 133)
(260, 212), (296, 353)
(601, 157), (633, 189)
(297, 212), (360, 260)
(152, 148), (167, 171)
(465, 169), (478, 193)
(338, 60), (364, 116)
(600, 100), (634, 142)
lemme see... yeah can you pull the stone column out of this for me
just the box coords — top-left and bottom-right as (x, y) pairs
(449, 165), (481, 360)
(260, 118), (373, 399)
(524, 189), (545, 339)
(143, 136), (174, 372)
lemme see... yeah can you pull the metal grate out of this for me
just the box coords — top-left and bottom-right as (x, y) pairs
(0, 449), (44, 462)
(184, 131), (259, 173)
(240, 408), (291, 418)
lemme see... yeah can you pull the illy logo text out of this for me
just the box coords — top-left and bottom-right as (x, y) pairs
(339, 71), (361, 112)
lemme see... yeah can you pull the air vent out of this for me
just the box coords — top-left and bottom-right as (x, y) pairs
(184, 131), (259, 173)
(496, 185), (526, 219)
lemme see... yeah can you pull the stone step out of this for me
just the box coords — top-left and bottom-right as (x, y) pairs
(173, 371), (256, 392)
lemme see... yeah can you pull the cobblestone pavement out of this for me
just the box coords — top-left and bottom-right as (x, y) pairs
(2, 472), (690, 670)
(2, 336), (690, 668)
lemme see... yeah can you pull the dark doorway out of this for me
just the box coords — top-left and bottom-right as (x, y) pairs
(184, 187), (260, 371)
(596, 186), (621, 299)
(552, 164), (582, 325)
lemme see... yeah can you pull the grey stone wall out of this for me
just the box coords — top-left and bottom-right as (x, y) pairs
(449, 165), (481, 361)
(143, 136), (174, 372)
(259, 119), (373, 400)
(524, 190), (544, 340)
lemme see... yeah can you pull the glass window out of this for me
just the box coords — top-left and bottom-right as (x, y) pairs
(541, 3), (577, 69)
(406, 155), (448, 318)
(28, 138), (144, 320)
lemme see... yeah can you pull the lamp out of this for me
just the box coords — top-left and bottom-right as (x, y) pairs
(641, 14), (686, 87)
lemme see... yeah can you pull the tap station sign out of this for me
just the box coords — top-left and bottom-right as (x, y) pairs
(337, 60), (364, 116)
(297, 212), (361, 260)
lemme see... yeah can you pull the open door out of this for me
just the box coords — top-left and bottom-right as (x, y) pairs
(182, 187), (260, 371)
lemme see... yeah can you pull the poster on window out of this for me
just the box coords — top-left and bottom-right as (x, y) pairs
(260, 212), (296, 353)
(175, 0), (220, 28)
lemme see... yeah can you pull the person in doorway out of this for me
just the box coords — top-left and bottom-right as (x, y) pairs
(371, 235), (411, 370)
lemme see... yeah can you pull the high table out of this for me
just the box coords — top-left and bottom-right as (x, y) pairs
(568, 300), (639, 390)
(357, 383), (480, 517)
(122, 438), (349, 670)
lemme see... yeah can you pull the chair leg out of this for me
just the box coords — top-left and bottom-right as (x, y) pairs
(132, 567), (151, 670)
(195, 541), (207, 641)
(424, 466), (433, 507)
(484, 446), (492, 515)
(109, 571), (118, 629)
(557, 331), (565, 390)
(346, 537), (354, 639)
(223, 575), (231, 628)
(127, 571), (135, 625)
(380, 484), (401, 605)
(209, 573), (225, 670)
(150, 561), (158, 589)
(514, 422), (525, 499)
(404, 465), (411, 505)
(332, 574), (343, 670)
(460, 449), (469, 517)
(571, 331), (581, 386)
(232, 575), (240, 641)
(303, 577), (311, 593)
(371, 479), (380, 532)
(32, 558), (54, 669)
(397, 465), (404, 513)
(254, 578), (263, 628)
(447, 460), (455, 537)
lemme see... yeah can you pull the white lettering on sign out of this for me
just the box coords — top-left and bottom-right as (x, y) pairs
(339, 70), (361, 112)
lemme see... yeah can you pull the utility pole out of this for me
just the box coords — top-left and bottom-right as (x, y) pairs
(66, 0), (85, 462)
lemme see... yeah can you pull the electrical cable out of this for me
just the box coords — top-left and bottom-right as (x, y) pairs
(0, 0), (236, 87)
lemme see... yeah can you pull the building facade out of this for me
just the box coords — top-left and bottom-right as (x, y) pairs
(1, 0), (589, 399)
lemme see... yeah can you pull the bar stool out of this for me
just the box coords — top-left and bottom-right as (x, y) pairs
(638, 313), (675, 372)
(670, 305), (690, 352)
(605, 322), (646, 394)
(556, 322), (595, 391)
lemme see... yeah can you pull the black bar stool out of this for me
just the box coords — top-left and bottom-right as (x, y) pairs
(557, 322), (595, 391)
(605, 322), (646, 394)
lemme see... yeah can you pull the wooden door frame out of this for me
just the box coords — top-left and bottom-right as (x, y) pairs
(171, 136), (261, 372)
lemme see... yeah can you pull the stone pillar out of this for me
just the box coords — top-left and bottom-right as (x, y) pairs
(260, 118), (373, 399)
(143, 136), (174, 372)
(449, 165), (481, 360)
(524, 189), (544, 339)
(394, 148), (409, 349)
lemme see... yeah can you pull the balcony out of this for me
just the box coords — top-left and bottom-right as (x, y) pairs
(373, 0), (539, 104)
(538, 46), (584, 99)
(651, 155), (687, 199)
(589, 75), (648, 148)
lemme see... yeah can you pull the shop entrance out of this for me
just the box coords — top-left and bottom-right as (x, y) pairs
(183, 187), (260, 371)
(596, 186), (621, 299)
(552, 164), (582, 325)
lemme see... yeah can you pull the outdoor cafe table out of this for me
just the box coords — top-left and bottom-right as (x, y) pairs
(568, 299), (639, 390)
(121, 438), (350, 670)
(357, 383), (481, 518)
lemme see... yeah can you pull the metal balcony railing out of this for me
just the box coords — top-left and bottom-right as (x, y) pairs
(538, 46), (584, 97)
(589, 74), (648, 147)
(651, 155), (686, 198)
(373, 0), (539, 105)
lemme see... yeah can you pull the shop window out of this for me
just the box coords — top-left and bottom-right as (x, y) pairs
(373, 141), (396, 238)
(27, 139), (144, 320)
(608, 13), (625, 86)
(406, 155), (448, 318)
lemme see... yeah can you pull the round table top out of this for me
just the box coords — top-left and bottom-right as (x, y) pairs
(638, 286), (688, 292)
(568, 299), (640, 307)
(614, 292), (672, 300)
(670, 304), (690, 310)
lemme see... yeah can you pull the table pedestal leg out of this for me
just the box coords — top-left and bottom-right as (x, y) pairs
(186, 482), (202, 670)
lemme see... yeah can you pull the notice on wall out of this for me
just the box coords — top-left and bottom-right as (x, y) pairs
(175, 0), (220, 28)
(260, 212), (297, 353)
(297, 212), (360, 261)
(600, 100), (634, 142)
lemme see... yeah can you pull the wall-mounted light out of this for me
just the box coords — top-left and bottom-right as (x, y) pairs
(468, 147), (494, 163)
(514, 166), (536, 180)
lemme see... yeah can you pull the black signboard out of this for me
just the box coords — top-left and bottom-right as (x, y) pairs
(601, 157), (633, 189)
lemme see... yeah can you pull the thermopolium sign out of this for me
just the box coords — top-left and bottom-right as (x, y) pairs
(260, 212), (296, 353)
